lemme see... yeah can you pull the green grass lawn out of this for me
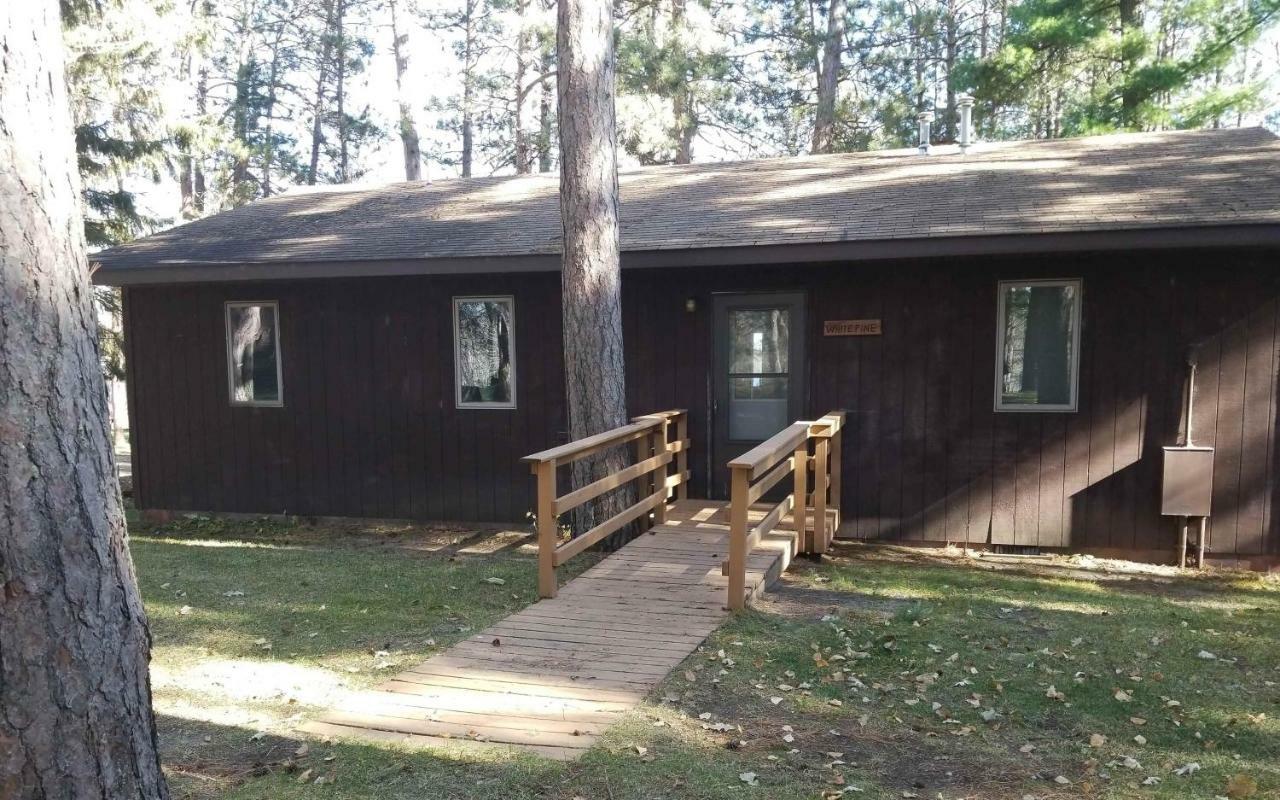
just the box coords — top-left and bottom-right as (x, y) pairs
(131, 513), (1280, 800)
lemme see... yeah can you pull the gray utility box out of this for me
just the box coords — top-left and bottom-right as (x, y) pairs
(1161, 446), (1215, 517)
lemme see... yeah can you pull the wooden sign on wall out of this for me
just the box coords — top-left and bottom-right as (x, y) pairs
(823, 319), (882, 337)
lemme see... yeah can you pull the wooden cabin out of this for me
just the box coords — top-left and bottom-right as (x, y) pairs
(94, 127), (1280, 569)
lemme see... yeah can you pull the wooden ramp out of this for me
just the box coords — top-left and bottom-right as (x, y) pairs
(301, 499), (794, 760)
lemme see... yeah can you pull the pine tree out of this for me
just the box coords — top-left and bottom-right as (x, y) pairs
(559, 0), (633, 532)
(64, 0), (175, 246)
(615, 0), (737, 163)
(426, 0), (506, 176)
(2, 5), (169, 796)
(967, 0), (1280, 134)
(389, 0), (424, 179)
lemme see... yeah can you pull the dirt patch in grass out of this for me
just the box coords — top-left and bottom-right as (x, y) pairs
(818, 541), (1262, 601)
(158, 717), (303, 800)
(752, 578), (911, 621)
(656, 644), (1083, 799)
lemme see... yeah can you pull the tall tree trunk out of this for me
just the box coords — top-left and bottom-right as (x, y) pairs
(942, 0), (958, 141)
(0, 4), (168, 798)
(670, 0), (695, 163)
(513, 0), (531, 173)
(389, 0), (422, 180)
(194, 23), (208, 212)
(912, 6), (926, 116)
(180, 0), (204, 217)
(1118, 0), (1141, 129)
(538, 39), (555, 172)
(229, 0), (256, 203)
(179, 47), (196, 217)
(461, 0), (476, 177)
(335, 0), (349, 182)
(308, 0), (336, 184)
(811, 0), (845, 153)
(231, 58), (254, 203)
(557, 0), (631, 531)
(262, 27), (284, 197)
(997, 0), (1007, 51)
(979, 0), (989, 59)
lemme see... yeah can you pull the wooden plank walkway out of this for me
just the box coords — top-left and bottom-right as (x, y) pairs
(301, 499), (795, 760)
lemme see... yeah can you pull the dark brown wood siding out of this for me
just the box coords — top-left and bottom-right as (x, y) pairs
(620, 249), (1280, 560)
(124, 274), (565, 523)
(124, 248), (1280, 560)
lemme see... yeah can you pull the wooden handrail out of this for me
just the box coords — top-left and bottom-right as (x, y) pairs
(728, 423), (809, 480)
(725, 410), (845, 610)
(522, 418), (663, 466)
(524, 410), (690, 598)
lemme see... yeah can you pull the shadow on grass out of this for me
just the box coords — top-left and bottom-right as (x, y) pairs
(158, 707), (854, 800)
(157, 713), (571, 800)
(134, 535), (571, 670)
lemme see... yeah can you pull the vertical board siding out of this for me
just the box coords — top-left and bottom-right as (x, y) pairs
(123, 249), (1280, 559)
(126, 275), (564, 523)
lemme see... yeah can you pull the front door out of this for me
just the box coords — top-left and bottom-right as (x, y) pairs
(711, 293), (806, 499)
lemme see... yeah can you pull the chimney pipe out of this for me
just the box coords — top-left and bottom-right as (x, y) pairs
(957, 94), (974, 154)
(916, 111), (934, 155)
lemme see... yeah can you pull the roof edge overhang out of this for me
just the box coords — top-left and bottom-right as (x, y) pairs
(91, 222), (1280, 286)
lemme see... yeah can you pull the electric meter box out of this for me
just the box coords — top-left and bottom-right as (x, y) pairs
(1161, 446), (1214, 517)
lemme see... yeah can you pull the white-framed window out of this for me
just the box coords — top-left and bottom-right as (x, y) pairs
(225, 301), (283, 407)
(995, 279), (1081, 413)
(454, 296), (516, 409)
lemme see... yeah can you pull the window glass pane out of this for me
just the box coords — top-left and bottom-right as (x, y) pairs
(1000, 282), (1077, 408)
(729, 377), (789, 440)
(227, 304), (280, 404)
(457, 298), (514, 406)
(729, 309), (789, 374)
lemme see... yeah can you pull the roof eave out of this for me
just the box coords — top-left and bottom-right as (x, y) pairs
(91, 222), (1280, 287)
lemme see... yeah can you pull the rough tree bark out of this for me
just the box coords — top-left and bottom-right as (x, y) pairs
(557, 0), (632, 532)
(0, 4), (169, 799)
(389, 0), (423, 180)
(811, 0), (845, 154)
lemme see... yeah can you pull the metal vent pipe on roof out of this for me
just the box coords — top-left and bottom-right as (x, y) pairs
(916, 111), (934, 155)
(957, 94), (974, 154)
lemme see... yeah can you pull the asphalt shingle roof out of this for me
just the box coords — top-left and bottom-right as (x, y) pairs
(93, 126), (1280, 278)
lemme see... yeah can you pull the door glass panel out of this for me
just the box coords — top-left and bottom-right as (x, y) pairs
(727, 307), (791, 441)
(729, 377), (789, 440)
(729, 309), (789, 374)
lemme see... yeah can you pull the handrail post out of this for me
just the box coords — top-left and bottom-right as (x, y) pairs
(675, 412), (689, 500)
(793, 441), (809, 552)
(830, 425), (842, 515)
(727, 465), (750, 610)
(814, 433), (829, 553)
(535, 459), (558, 598)
(653, 416), (670, 525)
(633, 434), (653, 534)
